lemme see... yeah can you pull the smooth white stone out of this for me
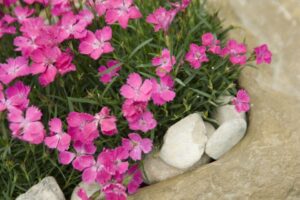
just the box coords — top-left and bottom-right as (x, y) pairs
(16, 177), (65, 200)
(213, 105), (246, 125)
(159, 113), (208, 169)
(205, 119), (247, 160)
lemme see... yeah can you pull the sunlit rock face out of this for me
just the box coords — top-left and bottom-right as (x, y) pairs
(129, 1), (300, 199)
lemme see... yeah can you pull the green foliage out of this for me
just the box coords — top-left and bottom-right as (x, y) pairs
(0, 0), (241, 199)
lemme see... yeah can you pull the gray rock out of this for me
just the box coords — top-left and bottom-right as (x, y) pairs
(143, 153), (184, 184)
(71, 182), (103, 200)
(159, 113), (208, 169)
(205, 119), (247, 159)
(16, 177), (65, 200)
(213, 105), (246, 125)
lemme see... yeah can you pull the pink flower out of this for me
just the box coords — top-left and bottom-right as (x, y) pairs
(30, 46), (61, 86)
(7, 106), (45, 144)
(50, 0), (72, 16)
(185, 43), (209, 69)
(120, 73), (153, 102)
(254, 44), (272, 64)
(102, 183), (127, 200)
(122, 133), (153, 161)
(105, 0), (142, 29)
(90, 0), (110, 16)
(77, 9), (94, 26)
(152, 48), (176, 77)
(129, 111), (157, 133)
(171, 0), (191, 11)
(126, 165), (143, 194)
(122, 99), (147, 122)
(14, 17), (44, 57)
(94, 107), (118, 136)
(98, 60), (121, 84)
(55, 49), (76, 76)
(35, 24), (65, 47)
(44, 118), (71, 152)
(105, 147), (129, 175)
(0, 14), (16, 38)
(222, 39), (247, 65)
(77, 188), (89, 200)
(0, 0), (16, 6)
(151, 75), (176, 106)
(82, 150), (112, 184)
(146, 7), (177, 32)
(14, 6), (34, 23)
(58, 12), (87, 41)
(0, 81), (30, 112)
(201, 32), (221, 54)
(232, 89), (250, 113)
(79, 27), (114, 60)
(58, 141), (96, 171)
(0, 56), (30, 85)
(67, 112), (99, 143)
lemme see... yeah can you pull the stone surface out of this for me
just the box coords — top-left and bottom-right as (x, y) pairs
(129, 0), (300, 199)
(204, 122), (215, 138)
(143, 153), (184, 184)
(159, 113), (207, 169)
(213, 104), (246, 125)
(16, 177), (65, 200)
(205, 119), (247, 159)
(71, 182), (102, 200)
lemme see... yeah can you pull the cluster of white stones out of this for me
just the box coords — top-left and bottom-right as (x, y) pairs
(143, 96), (247, 184)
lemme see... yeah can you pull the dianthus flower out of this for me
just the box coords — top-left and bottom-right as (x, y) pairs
(126, 165), (143, 194)
(7, 106), (45, 144)
(151, 75), (176, 106)
(14, 6), (34, 23)
(44, 118), (71, 152)
(152, 48), (176, 77)
(67, 112), (99, 143)
(222, 39), (247, 65)
(105, 0), (142, 29)
(232, 89), (250, 113)
(120, 73), (153, 102)
(82, 149), (112, 184)
(59, 141), (96, 171)
(98, 60), (121, 84)
(0, 14), (16, 39)
(122, 133), (153, 161)
(122, 99), (148, 122)
(102, 183), (127, 200)
(254, 44), (272, 64)
(201, 32), (221, 54)
(0, 81), (30, 112)
(58, 12), (88, 41)
(14, 17), (45, 57)
(79, 27), (114, 60)
(146, 7), (177, 32)
(185, 43), (209, 69)
(128, 111), (157, 133)
(0, 56), (30, 85)
(94, 107), (118, 136)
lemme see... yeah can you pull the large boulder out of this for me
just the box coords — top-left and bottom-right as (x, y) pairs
(129, 0), (300, 199)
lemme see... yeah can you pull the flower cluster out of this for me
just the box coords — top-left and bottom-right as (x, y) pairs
(0, 0), (272, 199)
(120, 48), (177, 132)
